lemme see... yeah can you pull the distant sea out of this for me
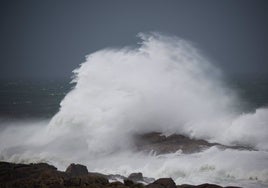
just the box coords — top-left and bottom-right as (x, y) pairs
(0, 79), (73, 119)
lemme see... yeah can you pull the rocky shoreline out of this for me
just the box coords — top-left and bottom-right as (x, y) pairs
(134, 132), (254, 154)
(0, 161), (242, 188)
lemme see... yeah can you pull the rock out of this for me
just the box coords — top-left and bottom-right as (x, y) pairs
(109, 181), (128, 187)
(133, 183), (146, 188)
(195, 184), (222, 188)
(63, 173), (109, 186)
(128, 172), (143, 182)
(0, 161), (65, 188)
(177, 184), (224, 188)
(86, 174), (109, 185)
(63, 177), (81, 186)
(135, 132), (254, 155)
(124, 179), (135, 186)
(135, 132), (214, 154)
(177, 185), (197, 188)
(147, 178), (177, 188)
(0, 161), (243, 188)
(65, 163), (88, 176)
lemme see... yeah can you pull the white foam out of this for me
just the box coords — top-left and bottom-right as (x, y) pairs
(49, 32), (268, 151)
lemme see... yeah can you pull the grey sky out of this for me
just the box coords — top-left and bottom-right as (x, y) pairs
(0, 0), (267, 80)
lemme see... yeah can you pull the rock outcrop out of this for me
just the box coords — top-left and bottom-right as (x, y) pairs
(128, 172), (143, 182)
(65, 163), (89, 176)
(146, 178), (177, 188)
(134, 132), (254, 154)
(0, 161), (242, 188)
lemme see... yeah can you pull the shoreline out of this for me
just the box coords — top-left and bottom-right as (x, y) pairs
(0, 161), (242, 188)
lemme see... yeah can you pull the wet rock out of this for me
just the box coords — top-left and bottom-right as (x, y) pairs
(124, 179), (135, 186)
(176, 184), (241, 188)
(132, 183), (146, 188)
(128, 172), (143, 182)
(177, 185), (197, 188)
(0, 162), (243, 188)
(65, 163), (88, 176)
(135, 132), (214, 154)
(109, 181), (128, 188)
(135, 132), (255, 155)
(147, 178), (176, 188)
(64, 173), (109, 186)
(194, 183), (222, 188)
(0, 161), (65, 188)
(64, 176), (81, 186)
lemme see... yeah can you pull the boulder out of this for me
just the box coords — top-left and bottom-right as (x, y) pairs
(65, 163), (88, 176)
(147, 178), (176, 188)
(195, 184), (222, 188)
(124, 179), (135, 186)
(128, 172), (143, 182)
(177, 185), (196, 188)
(177, 184), (225, 188)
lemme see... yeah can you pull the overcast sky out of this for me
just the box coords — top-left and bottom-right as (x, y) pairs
(0, 0), (267, 80)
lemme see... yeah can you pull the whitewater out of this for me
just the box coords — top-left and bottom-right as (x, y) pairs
(0, 33), (268, 187)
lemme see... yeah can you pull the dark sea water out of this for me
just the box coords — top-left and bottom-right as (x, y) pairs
(0, 79), (73, 119)
(0, 74), (267, 120)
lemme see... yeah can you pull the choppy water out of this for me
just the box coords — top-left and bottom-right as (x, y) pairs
(0, 80), (72, 119)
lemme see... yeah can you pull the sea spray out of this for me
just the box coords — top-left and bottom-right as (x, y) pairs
(49, 32), (267, 150)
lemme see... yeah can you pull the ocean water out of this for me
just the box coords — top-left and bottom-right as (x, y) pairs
(0, 79), (72, 119)
(0, 33), (268, 188)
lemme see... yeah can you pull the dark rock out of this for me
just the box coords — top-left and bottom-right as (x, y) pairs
(65, 163), (88, 176)
(109, 181), (128, 187)
(177, 184), (224, 188)
(124, 179), (135, 186)
(0, 161), (110, 188)
(128, 172), (144, 182)
(147, 178), (177, 188)
(0, 161), (243, 188)
(177, 185), (197, 188)
(132, 183), (146, 188)
(64, 177), (81, 186)
(177, 183), (233, 188)
(31, 162), (57, 170)
(0, 161), (65, 188)
(135, 132), (255, 155)
(195, 183), (222, 188)
(87, 174), (109, 185)
(64, 173), (109, 186)
(135, 132), (214, 154)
